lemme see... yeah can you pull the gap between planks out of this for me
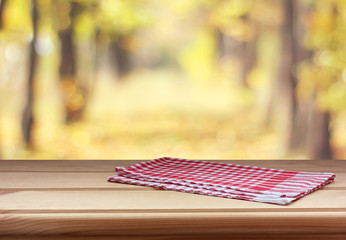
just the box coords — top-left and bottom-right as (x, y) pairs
(3, 208), (346, 214)
(1, 160), (345, 172)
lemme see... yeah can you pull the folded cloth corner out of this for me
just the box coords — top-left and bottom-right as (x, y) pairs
(107, 157), (335, 205)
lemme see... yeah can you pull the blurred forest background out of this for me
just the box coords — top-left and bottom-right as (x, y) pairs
(0, 0), (345, 160)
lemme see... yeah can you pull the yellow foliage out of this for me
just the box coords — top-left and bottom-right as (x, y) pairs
(1, 0), (346, 160)
(2, 0), (32, 33)
(74, 10), (95, 40)
(98, 0), (154, 36)
(299, 0), (346, 113)
(178, 28), (216, 83)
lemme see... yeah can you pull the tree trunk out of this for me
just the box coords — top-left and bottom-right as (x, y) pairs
(216, 13), (256, 87)
(94, 28), (105, 74)
(279, 0), (297, 151)
(0, 0), (6, 29)
(307, 109), (333, 159)
(216, 29), (252, 87)
(240, 15), (256, 87)
(279, 0), (312, 154)
(59, 27), (76, 84)
(0, 0), (6, 157)
(216, 29), (226, 60)
(58, 2), (85, 123)
(305, 4), (334, 160)
(291, 0), (314, 152)
(111, 36), (131, 78)
(21, 0), (38, 148)
(241, 39), (256, 87)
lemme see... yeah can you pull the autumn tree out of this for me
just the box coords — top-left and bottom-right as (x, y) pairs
(0, 0), (6, 157)
(211, 0), (257, 86)
(111, 35), (132, 78)
(278, 0), (302, 155)
(276, 0), (321, 158)
(96, 0), (154, 79)
(240, 14), (257, 87)
(21, 0), (38, 148)
(297, 0), (346, 159)
(0, 0), (6, 29)
(56, 0), (87, 123)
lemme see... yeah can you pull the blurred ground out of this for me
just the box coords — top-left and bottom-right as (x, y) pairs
(1, 66), (345, 159)
(1, 67), (285, 159)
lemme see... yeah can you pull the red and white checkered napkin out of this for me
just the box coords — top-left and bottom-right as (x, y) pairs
(107, 157), (335, 205)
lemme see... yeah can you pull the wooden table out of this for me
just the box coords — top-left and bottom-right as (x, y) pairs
(0, 160), (346, 240)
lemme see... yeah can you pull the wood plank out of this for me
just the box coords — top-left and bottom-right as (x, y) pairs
(1, 160), (345, 239)
(1, 160), (345, 172)
(0, 172), (152, 190)
(0, 172), (343, 190)
(1, 190), (346, 213)
(1, 212), (346, 236)
(2, 234), (346, 240)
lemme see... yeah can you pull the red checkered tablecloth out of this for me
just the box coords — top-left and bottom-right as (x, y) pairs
(108, 157), (335, 205)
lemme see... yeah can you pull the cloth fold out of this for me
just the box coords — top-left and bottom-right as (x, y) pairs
(107, 157), (335, 205)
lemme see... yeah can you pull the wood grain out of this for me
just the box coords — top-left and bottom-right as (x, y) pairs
(0, 171), (344, 190)
(1, 212), (346, 235)
(0, 160), (345, 239)
(1, 190), (346, 213)
(0, 172), (149, 190)
(1, 160), (345, 172)
(2, 235), (346, 240)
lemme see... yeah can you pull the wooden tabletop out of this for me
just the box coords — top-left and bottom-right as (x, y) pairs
(1, 160), (346, 240)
